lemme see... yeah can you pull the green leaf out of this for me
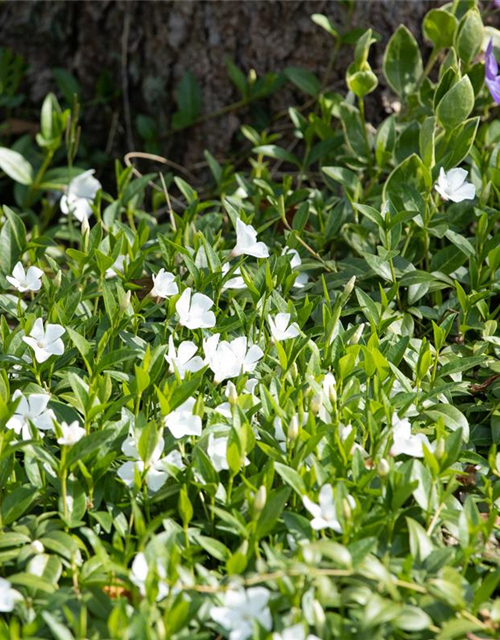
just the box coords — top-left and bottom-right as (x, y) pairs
(423, 9), (458, 49)
(419, 116), (436, 168)
(255, 486), (290, 540)
(311, 14), (339, 38)
(455, 9), (484, 65)
(436, 75), (475, 131)
(284, 67), (321, 96)
(383, 25), (423, 96)
(253, 145), (300, 166)
(274, 461), (306, 495)
(0, 148), (33, 185)
(425, 404), (469, 441)
(1, 486), (39, 526)
(172, 71), (202, 130)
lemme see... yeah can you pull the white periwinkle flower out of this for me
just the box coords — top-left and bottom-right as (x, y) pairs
(6, 390), (55, 440)
(268, 313), (300, 342)
(164, 397), (202, 439)
(130, 552), (169, 601)
(0, 577), (22, 612)
(23, 318), (65, 363)
(282, 248), (309, 288)
(221, 263), (246, 290)
(303, 484), (354, 532)
(151, 268), (178, 299)
(117, 435), (184, 493)
(165, 337), (204, 379)
(232, 218), (269, 259)
(6, 261), (43, 293)
(176, 287), (216, 330)
(210, 586), (272, 640)
(60, 169), (102, 222)
(273, 624), (320, 640)
(390, 414), (432, 458)
(204, 334), (264, 383)
(105, 254), (129, 279)
(57, 421), (86, 446)
(435, 167), (475, 203)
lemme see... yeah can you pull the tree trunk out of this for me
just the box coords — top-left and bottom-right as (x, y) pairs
(0, 0), (441, 169)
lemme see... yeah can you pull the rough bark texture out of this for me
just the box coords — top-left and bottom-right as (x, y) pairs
(1, 0), (444, 168)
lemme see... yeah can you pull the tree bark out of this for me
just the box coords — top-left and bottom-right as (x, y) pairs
(0, 0), (441, 169)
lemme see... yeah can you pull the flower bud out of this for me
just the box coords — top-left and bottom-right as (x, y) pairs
(81, 215), (90, 236)
(434, 438), (445, 460)
(310, 394), (322, 415)
(254, 485), (267, 513)
(342, 276), (356, 299)
(288, 414), (299, 442)
(30, 540), (44, 554)
(378, 458), (390, 477)
(227, 381), (238, 406)
(120, 290), (131, 312)
(342, 497), (353, 521)
(53, 270), (62, 290)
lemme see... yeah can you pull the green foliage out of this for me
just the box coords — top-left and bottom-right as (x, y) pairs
(1, 2), (500, 639)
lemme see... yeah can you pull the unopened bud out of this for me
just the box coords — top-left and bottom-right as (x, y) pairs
(227, 381), (238, 406)
(53, 270), (62, 290)
(342, 497), (353, 520)
(290, 362), (298, 380)
(120, 290), (131, 312)
(288, 414), (299, 442)
(349, 322), (365, 345)
(81, 215), (90, 236)
(324, 373), (337, 403)
(343, 276), (356, 299)
(254, 485), (267, 513)
(378, 458), (390, 477)
(248, 68), (257, 84)
(434, 438), (445, 460)
(30, 540), (44, 554)
(310, 394), (322, 415)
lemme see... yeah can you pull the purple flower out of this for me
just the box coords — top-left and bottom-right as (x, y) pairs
(493, 0), (500, 8)
(486, 40), (500, 105)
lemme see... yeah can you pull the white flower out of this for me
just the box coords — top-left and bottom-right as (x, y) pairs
(30, 540), (45, 554)
(105, 254), (129, 279)
(317, 373), (336, 423)
(6, 262), (43, 293)
(23, 318), (65, 363)
(130, 552), (169, 601)
(151, 269), (178, 299)
(165, 337), (204, 379)
(221, 263), (246, 290)
(282, 248), (309, 288)
(207, 433), (250, 472)
(207, 433), (230, 472)
(210, 586), (272, 640)
(268, 313), (300, 342)
(303, 484), (354, 532)
(117, 435), (184, 492)
(204, 334), (263, 383)
(232, 219), (269, 259)
(435, 167), (475, 203)
(176, 288), (216, 330)
(60, 169), (102, 222)
(273, 624), (320, 640)
(0, 577), (22, 612)
(6, 390), (55, 440)
(57, 421), (86, 446)
(390, 414), (432, 458)
(164, 397), (202, 439)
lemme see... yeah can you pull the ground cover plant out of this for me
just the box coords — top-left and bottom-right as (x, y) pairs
(2, 1), (500, 638)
